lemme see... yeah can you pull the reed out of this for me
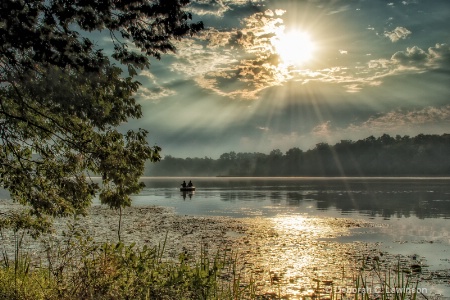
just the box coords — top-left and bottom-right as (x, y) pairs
(1, 223), (257, 300)
(0, 221), (427, 300)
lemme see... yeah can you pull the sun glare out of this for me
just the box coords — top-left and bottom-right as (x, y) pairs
(272, 30), (315, 66)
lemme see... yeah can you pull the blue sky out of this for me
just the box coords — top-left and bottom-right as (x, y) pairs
(121, 0), (450, 158)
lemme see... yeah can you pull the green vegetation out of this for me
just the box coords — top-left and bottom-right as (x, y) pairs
(0, 221), (427, 300)
(1, 0), (202, 228)
(0, 220), (256, 300)
(146, 133), (450, 176)
(0, 2), (434, 299)
(351, 256), (424, 300)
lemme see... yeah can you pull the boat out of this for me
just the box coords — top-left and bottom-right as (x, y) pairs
(180, 186), (196, 192)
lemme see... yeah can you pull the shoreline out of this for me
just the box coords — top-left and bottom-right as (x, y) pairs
(1, 202), (448, 298)
(0, 202), (389, 297)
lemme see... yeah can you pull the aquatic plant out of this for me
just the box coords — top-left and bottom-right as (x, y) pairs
(0, 220), (256, 300)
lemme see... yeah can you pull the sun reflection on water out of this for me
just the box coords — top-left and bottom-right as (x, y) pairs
(274, 215), (320, 233)
(232, 215), (369, 299)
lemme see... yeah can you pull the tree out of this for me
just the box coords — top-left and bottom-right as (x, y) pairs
(0, 0), (203, 230)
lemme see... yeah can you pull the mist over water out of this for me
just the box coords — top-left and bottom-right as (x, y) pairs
(135, 177), (450, 219)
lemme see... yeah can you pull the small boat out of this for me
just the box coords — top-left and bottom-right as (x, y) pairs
(180, 186), (196, 192)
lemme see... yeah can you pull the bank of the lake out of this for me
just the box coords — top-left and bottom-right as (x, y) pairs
(2, 177), (450, 298)
(2, 198), (449, 299)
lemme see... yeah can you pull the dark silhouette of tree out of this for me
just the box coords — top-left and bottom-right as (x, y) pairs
(146, 133), (450, 177)
(284, 147), (303, 175)
(1, 0), (203, 227)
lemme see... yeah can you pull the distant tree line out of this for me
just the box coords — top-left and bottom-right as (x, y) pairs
(144, 133), (450, 177)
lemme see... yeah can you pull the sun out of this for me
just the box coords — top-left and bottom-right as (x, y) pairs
(272, 30), (315, 66)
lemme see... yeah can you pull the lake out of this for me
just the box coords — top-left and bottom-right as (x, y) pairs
(135, 177), (450, 219)
(2, 177), (450, 298)
(133, 177), (450, 298)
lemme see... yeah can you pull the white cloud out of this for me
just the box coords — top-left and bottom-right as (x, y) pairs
(428, 43), (450, 68)
(299, 107), (450, 148)
(389, 43), (450, 70)
(312, 121), (333, 137)
(297, 106), (450, 145)
(163, 11), (295, 99)
(136, 86), (176, 102)
(188, 0), (229, 17)
(392, 46), (428, 66)
(384, 27), (412, 42)
(351, 106), (450, 131)
(188, 0), (266, 17)
(136, 70), (176, 102)
(327, 5), (351, 15)
(138, 0), (450, 102)
(337, 43), (450, 91)
(274, 9), (286, 16)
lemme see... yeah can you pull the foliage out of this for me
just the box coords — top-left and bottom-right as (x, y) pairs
(146, 133), (450, 176)
(351, 256), (422, 300)
(0, 219), (428, 300)
(0, 220), (256, 300)
(0, 0), (204, 221)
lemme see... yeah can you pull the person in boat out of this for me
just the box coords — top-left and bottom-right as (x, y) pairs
(181, 180), (187, 188)
(187, 180), (193, 187)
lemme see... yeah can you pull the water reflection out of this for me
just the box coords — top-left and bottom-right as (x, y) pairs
(140, 177), (450, 219)
(101, 177), (450, 299)
(312, 190), (450, 219)
(220, 191), (268, 202)
(233, 215), (406, 299)
(181, 191), (194, 200)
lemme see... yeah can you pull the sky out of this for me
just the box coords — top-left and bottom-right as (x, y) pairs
(121, 0), (450, 159)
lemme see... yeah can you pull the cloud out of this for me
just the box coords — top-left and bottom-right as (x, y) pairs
(336, 43), (450, 91)
(135, 70), (176, 102)
(391, 46), (428, 66)
(428, 43), (450, 69)
(142, 1), (450, 101)
(390, 43), (450, 69)
(310, 105), (450, 141)
(384, 26), (412, 42)
(135, 86), (176, 102)
(166, 10), (293, 99)
(299, 106), (450, 149)
(312, 121), (333, 137)
(401, 0), (418, 5)
(188, 0), (229, 16)
(327, 5), (352, 15)
(350, 106), (450, 131)
(188, 0), (267, 17)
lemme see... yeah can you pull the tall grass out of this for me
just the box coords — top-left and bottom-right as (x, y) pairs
(0, 220), (256, 300)
(314, 256), (426, 300)
(0, 220), (427, 300)
(351, 257), (423, 300)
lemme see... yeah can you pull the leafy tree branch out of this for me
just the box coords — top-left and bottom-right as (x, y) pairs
(1, 0), (202, 228)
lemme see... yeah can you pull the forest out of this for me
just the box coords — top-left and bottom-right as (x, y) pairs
(145, 133), (450, 177)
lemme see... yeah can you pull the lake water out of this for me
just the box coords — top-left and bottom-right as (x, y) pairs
(135, 177), (450, 219)
(3, 177), (450, 298)
(133, 177), (450, 297)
